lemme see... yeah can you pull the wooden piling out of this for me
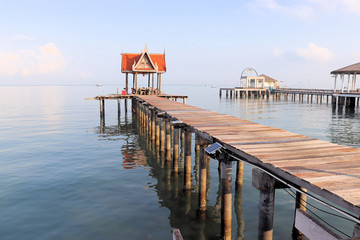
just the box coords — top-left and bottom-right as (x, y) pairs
(184, 128), (192, 191)
(100, 98), (105, 119)
(220, 158), (233, 240)
(236, 160), (244, 188)
(172, 126), (180, 174)
(150, 108), (155, 140)
(198, 137), (208, 214)
(160, 117), (165, 152)
(165, 118), (171, 161)
(155, 114), (160, 147)
(117, 98), (121, 119)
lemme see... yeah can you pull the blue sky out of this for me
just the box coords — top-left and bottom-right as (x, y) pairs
(1, 0), (360, 88)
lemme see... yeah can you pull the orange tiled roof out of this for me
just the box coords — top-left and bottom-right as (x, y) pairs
(121, 53), (166, 73)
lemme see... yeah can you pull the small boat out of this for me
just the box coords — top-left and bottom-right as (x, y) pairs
(96, 84), (102, 87)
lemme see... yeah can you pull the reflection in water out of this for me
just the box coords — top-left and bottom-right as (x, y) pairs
(328, 106), (360, 149)
(98, 114), (245, 239)
(94, 116), (148, 169)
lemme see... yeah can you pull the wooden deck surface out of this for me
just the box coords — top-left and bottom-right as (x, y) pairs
(138, 95), (360, 216)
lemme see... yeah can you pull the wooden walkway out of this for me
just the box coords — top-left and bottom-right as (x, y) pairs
(138, 95), (360, 217)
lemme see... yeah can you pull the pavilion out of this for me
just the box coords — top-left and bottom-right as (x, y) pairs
(121, 45), (166, 95)
(331, 62), (360, 92)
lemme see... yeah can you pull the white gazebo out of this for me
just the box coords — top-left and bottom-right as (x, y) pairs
(240, 68), (265, 88)
(331, 62), (360, 93)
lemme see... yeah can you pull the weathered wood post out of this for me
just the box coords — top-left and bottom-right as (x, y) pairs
(172, 125), (180, 174)
(160, 117), (166, 152)
(124, 99), (128, 114)
(235, 179), (245, 240)
(180, 128), (185, 160)
(100, 98), (105, 120)
(100, 98), (105, 133)
(220, 153), (233, 240)
(151, 108), (156, 141)
(165, 118), (172, 161)
(155, 112), (160, 147)
(198, 137), (208, 215)
(236, 160), (244, 189)
(117, 98), (121, 120)
(184, 128), (192, 191)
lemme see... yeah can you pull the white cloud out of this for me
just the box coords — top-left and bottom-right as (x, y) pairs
(296, 43), (334, 61)
(272, 47), (283, 57)
(0, 42), (66, 77)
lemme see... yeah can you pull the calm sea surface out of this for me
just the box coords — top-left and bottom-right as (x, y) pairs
(1, 85), (359, 239)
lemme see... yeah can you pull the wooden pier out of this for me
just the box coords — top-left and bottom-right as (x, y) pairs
(220, 87), (360, 109)
(219, 87), (270, 98)
(130, 95), (360, 240)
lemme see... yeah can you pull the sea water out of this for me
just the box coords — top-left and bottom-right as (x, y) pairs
(1, 85), (359, 239)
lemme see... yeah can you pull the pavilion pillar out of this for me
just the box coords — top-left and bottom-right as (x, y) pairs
(333, 74), (337, 92)
(148, 74), (150, 88)
(347, 74), (351, 93)
(341, 75), (345, 93)
(132, 73), (135, 92)
(156, 73), (159, 95)
(126, 73), (129, 94)
(152, 73), (155, 94)
(135, 73), (138, 92)
(159, 73), (162, 93)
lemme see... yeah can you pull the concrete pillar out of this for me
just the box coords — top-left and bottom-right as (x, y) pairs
(252, 168), (277, 240)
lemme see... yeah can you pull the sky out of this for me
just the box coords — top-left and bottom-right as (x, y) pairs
(1, 0), (360, 88)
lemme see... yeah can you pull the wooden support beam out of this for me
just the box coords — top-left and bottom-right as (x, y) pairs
(160, 117), (165, 152)
(117, 99), (121, 120)
(155, 115), (160, 147)
(166, 118), (172, 161)
(198, 137), (208, 214)
(172, 126), (180, 174)
(220, 156), (233, 240)
(151, 109), (155, 141)
(184, 128), (192, 191)
(236, 161), (243, 188)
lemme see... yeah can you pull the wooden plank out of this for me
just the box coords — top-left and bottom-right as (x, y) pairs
(138, 95), (360, 215)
